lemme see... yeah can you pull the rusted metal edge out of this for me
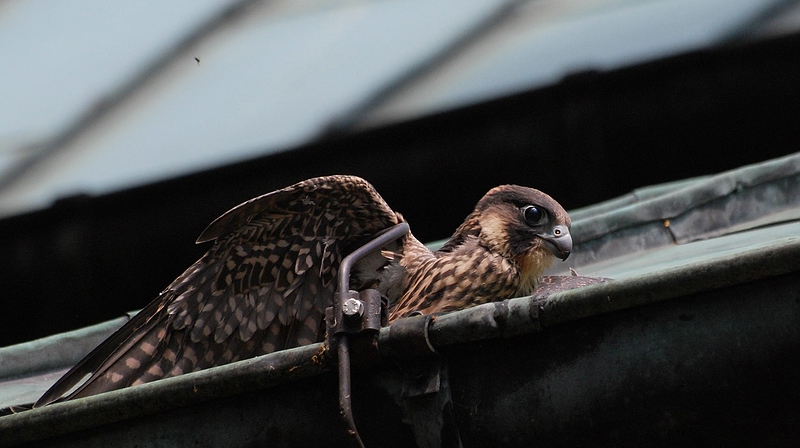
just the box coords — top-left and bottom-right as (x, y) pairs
(2, 236), (798, 447)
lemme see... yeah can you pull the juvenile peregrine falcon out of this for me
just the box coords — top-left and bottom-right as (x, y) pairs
(35, 175), (571, 406)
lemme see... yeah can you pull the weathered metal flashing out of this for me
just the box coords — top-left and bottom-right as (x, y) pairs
(569, 152), (800, 264)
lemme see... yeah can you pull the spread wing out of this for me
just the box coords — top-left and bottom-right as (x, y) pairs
(36, 175), (399, 406)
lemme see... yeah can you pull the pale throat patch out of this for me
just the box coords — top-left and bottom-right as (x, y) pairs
(515, 247), (553, 296)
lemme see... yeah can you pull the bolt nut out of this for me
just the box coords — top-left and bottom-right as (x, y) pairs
(342, 298), (364, 318)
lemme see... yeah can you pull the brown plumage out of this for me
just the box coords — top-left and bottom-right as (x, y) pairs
(35, 175), (570, 407)
(389, 183), (571, 319)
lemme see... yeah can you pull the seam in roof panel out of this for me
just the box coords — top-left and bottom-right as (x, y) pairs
(719, 0), (800, 42)
(320, 0), (524, 135)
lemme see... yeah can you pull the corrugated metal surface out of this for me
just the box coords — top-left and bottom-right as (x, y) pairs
(1, 0), (799, 218)
(0, 0), (233, 140)
(0, 0), (235, 182)
(353, 0), (792, 128)
(0, 0), (510, 216)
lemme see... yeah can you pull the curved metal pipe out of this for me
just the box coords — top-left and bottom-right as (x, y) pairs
(338, 223), (409, 296)
(337, 335), (365, 448)
(334, 222), (409, 448)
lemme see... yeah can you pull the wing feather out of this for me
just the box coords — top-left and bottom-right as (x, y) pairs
(237, 290), (260, 341)
(36, 175), (400, 406)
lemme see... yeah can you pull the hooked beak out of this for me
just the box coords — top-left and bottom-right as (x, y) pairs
(539, 225), (572, 261)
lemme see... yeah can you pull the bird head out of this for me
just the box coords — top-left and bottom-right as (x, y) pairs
(472, 185), (571, 260)
(439, 185), (572, 295)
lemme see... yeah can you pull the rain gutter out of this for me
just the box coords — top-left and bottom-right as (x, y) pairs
(1, 231), (798, 447)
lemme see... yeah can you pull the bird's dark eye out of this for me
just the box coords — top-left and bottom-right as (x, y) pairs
(522, 205), (546, 225)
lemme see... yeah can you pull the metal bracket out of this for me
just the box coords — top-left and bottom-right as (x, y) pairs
(328, 289), (383, 336)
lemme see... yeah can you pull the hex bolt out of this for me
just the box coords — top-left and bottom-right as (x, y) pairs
(342, 298), (364, 320)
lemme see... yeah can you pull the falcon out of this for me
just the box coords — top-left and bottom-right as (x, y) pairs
(35, 175), (571, 406)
